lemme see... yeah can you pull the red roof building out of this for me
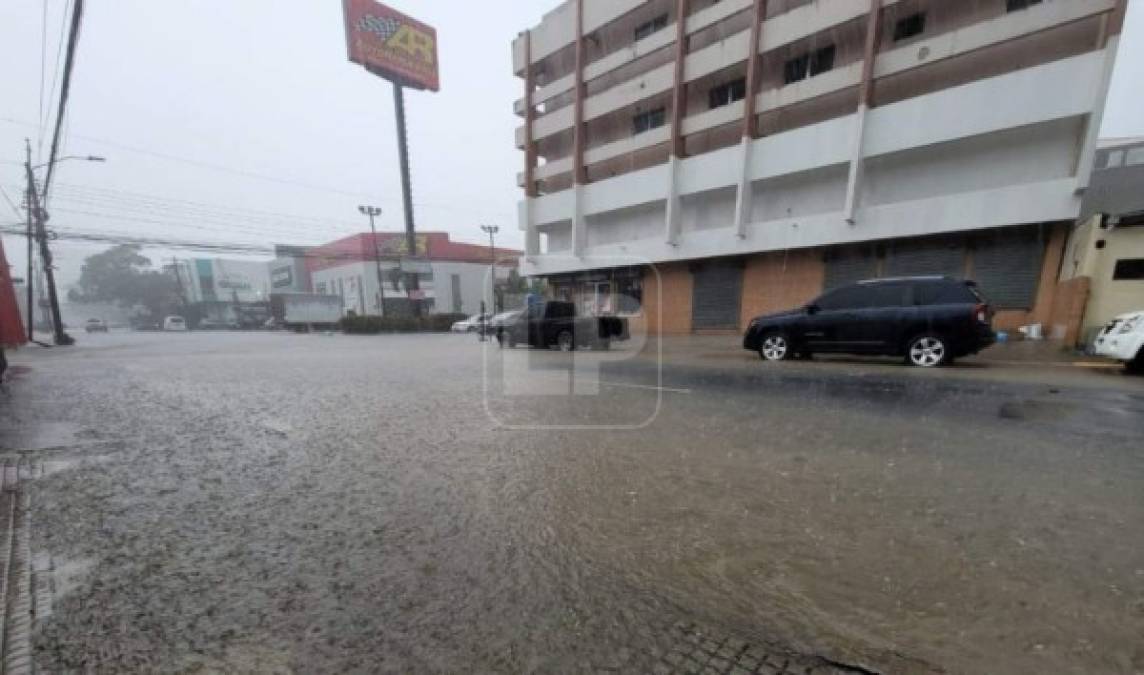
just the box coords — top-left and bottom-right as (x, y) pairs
(305, 232), (520, 274)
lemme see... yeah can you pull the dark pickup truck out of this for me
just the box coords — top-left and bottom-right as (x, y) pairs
(497, 301), (628, 351)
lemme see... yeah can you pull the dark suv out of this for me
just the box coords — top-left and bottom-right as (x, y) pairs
(743, 277), (995, 367)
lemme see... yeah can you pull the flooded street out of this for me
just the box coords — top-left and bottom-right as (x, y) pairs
(2, 332), (1143, 673)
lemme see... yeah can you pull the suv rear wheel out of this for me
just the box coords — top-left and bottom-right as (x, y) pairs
(759, 333), (791, 362)
(907, 334), (949, 367)
(556, 330), (575, 352)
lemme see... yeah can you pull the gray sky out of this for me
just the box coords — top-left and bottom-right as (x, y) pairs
(2, 1), (1143, 288)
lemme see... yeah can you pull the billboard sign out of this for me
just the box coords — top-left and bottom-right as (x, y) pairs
(343, 0), (440, 92)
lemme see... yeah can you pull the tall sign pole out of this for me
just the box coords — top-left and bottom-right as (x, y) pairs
(343, 0), (439, 317)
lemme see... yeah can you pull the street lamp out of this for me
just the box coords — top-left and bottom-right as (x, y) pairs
(480, 224), (500, 340)
(30, 155), (106, 170)
(358, 205), (385, 316)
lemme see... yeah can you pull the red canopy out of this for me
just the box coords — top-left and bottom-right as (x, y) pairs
(0, 238), (27, 348)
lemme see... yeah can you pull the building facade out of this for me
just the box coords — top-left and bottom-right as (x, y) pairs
(513, 0), (1127, 334)
(268, 245), (314, 295)
(1061, 138), (1144, 343)
(306, 232), (520, 317)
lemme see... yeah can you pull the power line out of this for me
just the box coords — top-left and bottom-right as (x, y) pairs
(40, 0), (72, 161)
(0, 185), (23, 220)
(41, 0), (84, 206)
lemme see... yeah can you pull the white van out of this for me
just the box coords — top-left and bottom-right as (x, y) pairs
(163, 316), (188, 332)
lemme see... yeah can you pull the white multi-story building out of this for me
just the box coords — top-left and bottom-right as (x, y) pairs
(513, 0), (1127, 335)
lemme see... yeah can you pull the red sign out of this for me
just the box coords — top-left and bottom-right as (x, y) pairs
(342, 0), (440, 92)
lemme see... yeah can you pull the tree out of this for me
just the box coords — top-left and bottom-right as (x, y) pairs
(71, 245), (181, 318)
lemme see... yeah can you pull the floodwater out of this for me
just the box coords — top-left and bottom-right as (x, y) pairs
(3, 332), (1143, 673)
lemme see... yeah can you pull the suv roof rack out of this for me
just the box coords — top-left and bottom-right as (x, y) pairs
(856, 275), (954, 284)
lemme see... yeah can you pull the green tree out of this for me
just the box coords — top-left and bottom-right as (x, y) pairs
(71, 245), (181, 317)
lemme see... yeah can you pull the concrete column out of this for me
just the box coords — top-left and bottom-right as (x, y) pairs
(733, 0), (766, 239)
(843, 0), (882, 225)
(666, 0), (689, 246)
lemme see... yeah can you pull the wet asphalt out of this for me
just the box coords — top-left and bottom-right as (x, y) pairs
(2, 331), (1143, 674)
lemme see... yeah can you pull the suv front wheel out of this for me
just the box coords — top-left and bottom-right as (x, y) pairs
(759, 333), (791, 362)
(907, 334), (949, 367)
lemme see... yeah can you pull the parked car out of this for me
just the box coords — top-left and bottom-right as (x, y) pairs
(483, 310), (522, 337)
(1092, 310), (1144, 374)
(451, 314), (490, 333)
(743, 277), (995, 367)
(499, 301), (628, 350)
(163, 316), (188, 332)
(84, 318), (109, 333)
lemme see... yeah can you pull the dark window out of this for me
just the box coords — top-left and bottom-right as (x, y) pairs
(859, 284), (909, 308)
(893, 13), (926, 41)
(913, 282), (978, 306)
(1113, 259), (1144, 281)
(708, 78), (747, 109)
(634, 14), (668, 41)
(785, 45), (835, 84)
(810, 45), (835, 76)
(783, 54), (809, 84)
(816, 286), (867, 311)
(632, 107), (666, 135)
(1006, 0), (1042, 11)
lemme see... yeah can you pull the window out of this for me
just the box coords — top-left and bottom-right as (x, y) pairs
(632, 107), (666, 135)
(1113, 259), (1144, 281)
(1006, 0), (1042, 11)
(1103, 150), (1125, 169)
(1126, 147), (1144, 167)
(893, 13), (926, 41)
(913, 282), (977, 306)
(316, 282), (327, 295)
(634, 14), (668, 41)
(815, 286), (866, 311)
(783, 45), (835, 85)
(708, 78), (747, 109)
(861, 284), (909, 308)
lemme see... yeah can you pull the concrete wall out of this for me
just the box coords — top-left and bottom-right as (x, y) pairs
(1061, 214), (1144, 342)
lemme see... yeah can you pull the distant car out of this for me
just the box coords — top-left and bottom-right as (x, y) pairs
(743, 276), (995, 367)
(451, 314), (490, 333)
(483, 310), (521, 337)
(84, 318), (109, 333)
(163, 316), (188, 332)
(1093, 310), (1144, 374)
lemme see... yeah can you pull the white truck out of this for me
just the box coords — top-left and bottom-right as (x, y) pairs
(270, 293), (344, 332)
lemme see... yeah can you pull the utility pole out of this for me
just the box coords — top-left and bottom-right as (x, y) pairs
(481, 224), (499, 312)
(24, 140), (72, 345)
(23, 186), (34, 342)
(358, 206), (385, 316)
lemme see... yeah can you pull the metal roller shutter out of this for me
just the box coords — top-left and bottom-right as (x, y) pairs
(885, 238), (965, 278)
(972, 227), (1046, 309)
(691, 262), (743, 330)
(824, 248), (877, 290)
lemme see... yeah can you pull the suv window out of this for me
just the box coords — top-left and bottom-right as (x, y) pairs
(913, 281), (977, 305)
(816, 286), (867, 311)
(859, 283), (909, 308)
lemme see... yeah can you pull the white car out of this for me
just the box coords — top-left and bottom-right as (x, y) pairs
(1093, 310), (1144, 374)
(163, 316), (188, 332)
(450, 314), (489, 333)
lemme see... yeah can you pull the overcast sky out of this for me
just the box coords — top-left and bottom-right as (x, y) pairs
(2, 0), (1143, 288)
